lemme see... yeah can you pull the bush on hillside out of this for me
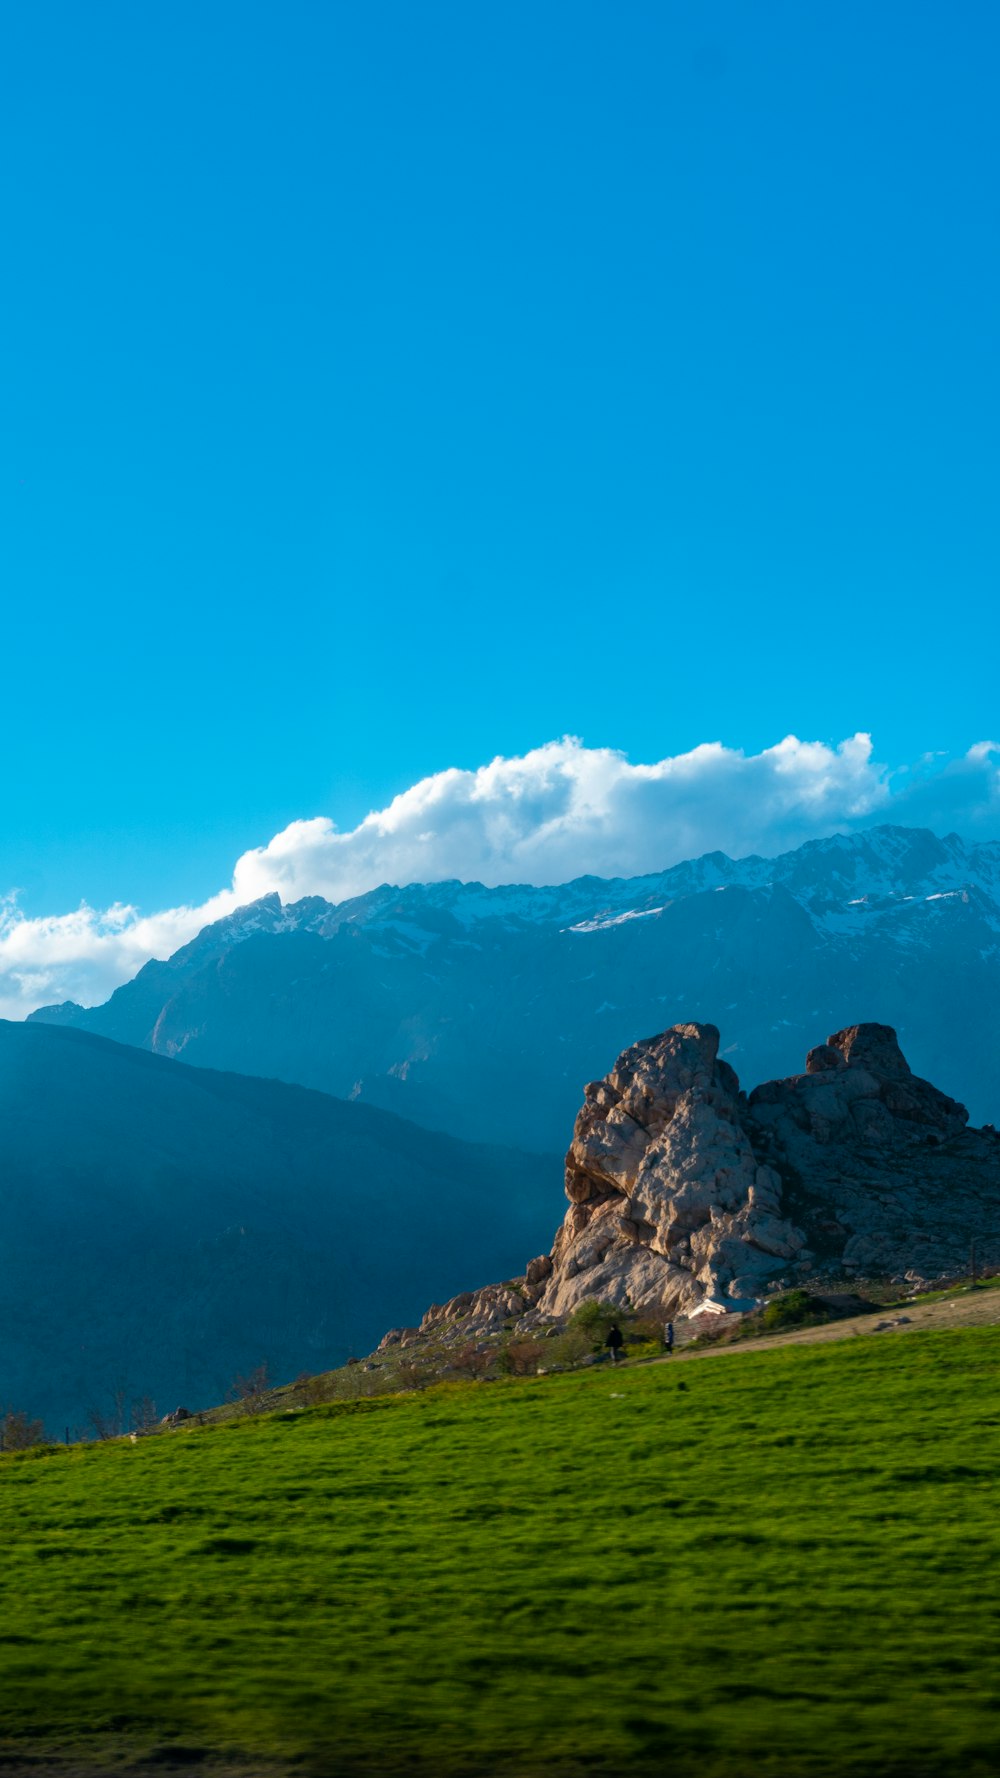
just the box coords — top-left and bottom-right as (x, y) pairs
(231, 1363), (274, 1416)
(544, 1323), (593, 1368)
(295, 1371), (338, 1406)
(394, 1360), (426, 1391)
(497, 1337), (547, 1377)
(449, 1344), (493, 1379)
(1, 1409), (46, 1452)
(568, 1300), (624, 1346)
(568, 1298), (664, 1356)
(760, 1290), (827, 1333)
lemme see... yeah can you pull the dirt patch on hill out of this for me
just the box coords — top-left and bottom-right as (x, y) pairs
(674, 1286), (1000, 1364)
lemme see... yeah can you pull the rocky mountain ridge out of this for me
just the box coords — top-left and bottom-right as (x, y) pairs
(30, 826), (1000, 1147)
(398, 1021), (1000, 1346)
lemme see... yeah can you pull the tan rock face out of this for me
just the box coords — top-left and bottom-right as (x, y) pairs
(390, 1020), (1000, 1348)
(539, 1023), (804, 1318)
(538, 1018), (1000, 1319)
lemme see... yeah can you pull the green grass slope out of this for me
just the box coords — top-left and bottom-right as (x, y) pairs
(2, 1330), (999, 1778)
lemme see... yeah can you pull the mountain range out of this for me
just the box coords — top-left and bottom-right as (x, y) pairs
(31, 825), (1000, 1150)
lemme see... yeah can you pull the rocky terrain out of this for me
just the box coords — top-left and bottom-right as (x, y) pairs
(29, 826), (1000, 1149)
(395, 1021), (1000, 1347)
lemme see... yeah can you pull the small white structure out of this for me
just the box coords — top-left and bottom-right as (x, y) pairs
(686, 1293), (760, 1319)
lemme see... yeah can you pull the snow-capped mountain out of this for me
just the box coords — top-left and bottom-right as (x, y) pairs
(31, 826), (1000, 1148)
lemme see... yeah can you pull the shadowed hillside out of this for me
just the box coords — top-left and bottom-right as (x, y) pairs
(0, 1022), (558, 1431)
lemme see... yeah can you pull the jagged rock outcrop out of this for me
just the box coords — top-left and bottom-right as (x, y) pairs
(403, 1020), (1000, 1343)
(537, 1022), (807, 1316)
(746, 1021), (987, 1279)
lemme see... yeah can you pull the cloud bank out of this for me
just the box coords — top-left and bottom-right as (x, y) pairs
(2, 733), (999, 1020)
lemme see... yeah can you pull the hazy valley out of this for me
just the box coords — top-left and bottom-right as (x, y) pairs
(0, 1020), (556, 1431)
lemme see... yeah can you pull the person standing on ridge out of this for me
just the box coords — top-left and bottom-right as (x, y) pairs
(664, 1321), (675, 1355)
(606, 1323), (625, 1364)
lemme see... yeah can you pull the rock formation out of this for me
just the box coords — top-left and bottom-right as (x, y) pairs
(539, 1022), (807, 1316)
(400, 1020), (1000, 1345)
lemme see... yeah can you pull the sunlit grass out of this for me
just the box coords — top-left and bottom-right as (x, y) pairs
(2, 1329), (999, 1775)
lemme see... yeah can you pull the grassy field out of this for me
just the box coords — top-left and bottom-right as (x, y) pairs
(2, 1329), (1000, 1777)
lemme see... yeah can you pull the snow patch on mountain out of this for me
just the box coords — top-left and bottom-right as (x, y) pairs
(567, 907), (665, 934)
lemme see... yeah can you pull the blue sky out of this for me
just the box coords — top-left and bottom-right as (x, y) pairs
(3, 1), (999, 922)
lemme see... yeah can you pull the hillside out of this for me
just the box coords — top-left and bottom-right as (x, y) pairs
(2, 1325), (1000, 1776)
(0, 1021), (558, 1432)
(30, 825), (1000, 1149)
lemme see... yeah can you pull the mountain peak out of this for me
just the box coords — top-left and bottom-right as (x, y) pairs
(25, 999), (85, 1027)
(24, 823), (1000, 1145)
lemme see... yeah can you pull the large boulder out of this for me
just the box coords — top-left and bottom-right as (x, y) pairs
(538, 1023), (805, 1317)
(745, 1023), (985, 1278)
(393, 1021), (1000, 1346)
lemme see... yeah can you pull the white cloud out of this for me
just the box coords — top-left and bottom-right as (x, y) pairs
(2, 732), (998, 1021)
(229, 733), (889, 902)
(0, 889), (238, 1023)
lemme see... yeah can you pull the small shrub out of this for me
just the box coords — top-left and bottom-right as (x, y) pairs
(296, 1373), (336, 1407)
(130, 1395), (159, 1435)
(231, 1363), (273, 1416)
(760, 1290), (826, 1333)
(545, 1324), (592, 1368)
(497, 1338), (546, 1377)
(569, 1299), (615, 1333)
(449, 1344), (493, 1380)
(568, 1299), (640, 1353)
(1, 1410), (46, 1452)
